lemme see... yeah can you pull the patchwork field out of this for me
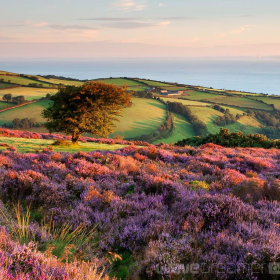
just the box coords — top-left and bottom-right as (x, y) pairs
(161, 97), (209, 106)
(189, 106), (263, 134)
(250, 96), (280, 110)
(184, 91), (273, 110)
(0, 87), (58, 101)
(0, 76), (50, 87)
(159, 86), (187, 91)
(0, 100), (51, 126)
(0, 72), (279, 143)
(36, 76), (85, 86)
(96, 78), (145, 87)
(137, 79), (172, 87)
(204, 95), (273, 110)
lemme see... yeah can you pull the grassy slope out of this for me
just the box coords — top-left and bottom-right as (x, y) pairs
(0, 76), (50, 87)
(161, 97), (209, 106)
(0, 98), (167, 140)
(137, 79), (171, 87)
(127, 86), (147, 91)
(190, 106), (263, 134)
(154, 112), (196, 144)
(96, 78), (144, 87)
(160, 86), (187, 91)
(0, 100), (51, 125)
(184, 91), (273, 110)
(184, 91), (217, 100)
(0, 136), (124, 153)
(0, 101), (14, 109)
(0, 88), (58, 101)
(36, 76), (84, 86)
(250, 96), (280, 110)
(0, 82), (14, 89)
(110, 98), (167, 138)
(205, 96), (273, 110)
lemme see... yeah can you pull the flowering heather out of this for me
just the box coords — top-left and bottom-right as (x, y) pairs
(1, 132), (280, 278)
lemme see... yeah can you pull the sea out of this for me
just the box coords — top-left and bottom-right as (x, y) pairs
(0, 58), (280, 95)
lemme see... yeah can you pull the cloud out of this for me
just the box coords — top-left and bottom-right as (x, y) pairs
(78, 17), (140, 21)
(77, 16), (192, 22)
(215, 25), (256, 38)
(157, 16), (193, 21)
(48, 24), (98, 31)
(157, 21), (170, 27)
(231, 25), (255, 34)
(102, 21), (170, 29)
(159, 3), (166, 7)
(113, 0), (147, 11)
(7, 20), (49, 27)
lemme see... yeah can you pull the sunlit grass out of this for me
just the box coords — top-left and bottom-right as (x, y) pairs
(0, 136), (125, 153)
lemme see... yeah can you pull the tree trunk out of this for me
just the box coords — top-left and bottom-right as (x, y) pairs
(72, 132), (81, 144)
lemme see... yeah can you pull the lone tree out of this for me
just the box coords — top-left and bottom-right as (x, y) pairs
(42, 81), (131, 144)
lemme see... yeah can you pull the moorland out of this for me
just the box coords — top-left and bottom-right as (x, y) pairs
(1, 70), (280, 279)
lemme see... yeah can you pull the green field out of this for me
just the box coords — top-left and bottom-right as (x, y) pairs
(161, 97), (209, 106)
(127, 86), (147, 91)
(0, 82), (14, 89)
(96, 78), (145, 87)
(0, 98), (167, 140)
(0, 101), (14, 110)
(0, 100), (51, 126)
(36, 76), (84, 86)
(189, 106), (263, 134)
(109, 98), (167, 138)
(160, 86), (187, 91)
(183, 91), (218, 100)
(0, 136), (124, 153)
(154, 113), (196, 144)
(137, 79), (172, 87)
(0, 76), (50, 87)
(0, 72), (279, 144)
(204, 96), (273, 110)
(249, 96), (280, 110)
(0, 87), (58, 101)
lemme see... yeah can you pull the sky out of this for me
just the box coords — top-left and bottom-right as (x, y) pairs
(0, 0), (280, 58)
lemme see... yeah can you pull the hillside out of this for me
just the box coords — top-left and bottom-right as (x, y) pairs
(1, 70), (280, 143)
(0, 129), (280, 279)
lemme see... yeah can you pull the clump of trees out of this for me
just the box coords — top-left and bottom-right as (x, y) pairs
(2, 118), (43, 129)
(214, 113), (237, 126)
(176, 128), (280, 149)
(42, 81), (131, 144)
(28, 83), (44, 88)
(133, 91), (154, 98)
(247, 110), (280, 128)
(3, 94), (26, 104)
(211, 104), (226, 113)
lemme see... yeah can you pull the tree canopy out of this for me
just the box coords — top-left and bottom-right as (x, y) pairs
(42, 81), (131, 143)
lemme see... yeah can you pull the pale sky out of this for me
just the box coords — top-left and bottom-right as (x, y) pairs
(0, 0), (280, 58)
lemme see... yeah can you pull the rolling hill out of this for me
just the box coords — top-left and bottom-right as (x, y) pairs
(1, 70), (280, 143)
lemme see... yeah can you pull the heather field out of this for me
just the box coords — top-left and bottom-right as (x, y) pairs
(0, 129), (280, 279)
